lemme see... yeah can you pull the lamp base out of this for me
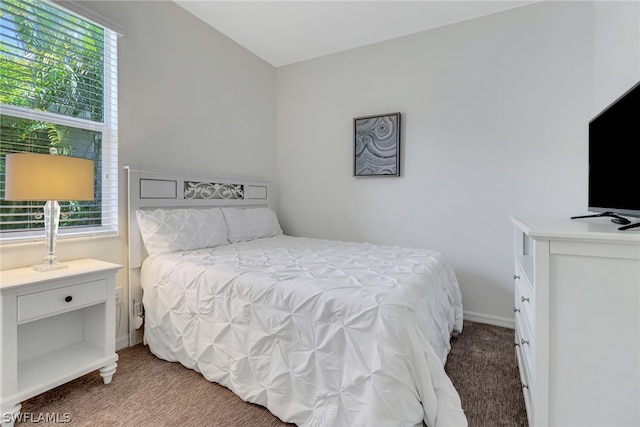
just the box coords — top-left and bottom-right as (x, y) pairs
(33, 256), (69, 272)
(33, 262), (69, 272)
(34, 201), (67, 272)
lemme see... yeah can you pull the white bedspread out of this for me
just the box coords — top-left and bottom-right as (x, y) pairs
(141, 235), (467, 426)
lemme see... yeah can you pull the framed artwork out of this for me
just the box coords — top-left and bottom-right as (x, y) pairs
(353, 112), (401, 177)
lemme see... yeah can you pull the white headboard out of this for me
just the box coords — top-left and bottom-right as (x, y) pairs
(125, 166), (272, 346)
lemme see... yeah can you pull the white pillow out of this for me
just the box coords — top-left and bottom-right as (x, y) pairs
(222, 207), (283, 243)
(136, 208), (228, 255)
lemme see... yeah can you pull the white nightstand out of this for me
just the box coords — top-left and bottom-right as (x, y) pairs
(0, 259), (123, 427)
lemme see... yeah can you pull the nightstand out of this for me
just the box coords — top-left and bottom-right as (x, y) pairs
(0, 259), (123, 427)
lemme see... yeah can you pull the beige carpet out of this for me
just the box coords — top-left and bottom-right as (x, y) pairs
(445, 321), (527, 426)
(18, 321), (526, 426)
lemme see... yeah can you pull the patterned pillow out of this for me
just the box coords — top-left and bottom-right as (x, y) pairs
(222, 207), (283, 243)
(136, 208), (228, 255)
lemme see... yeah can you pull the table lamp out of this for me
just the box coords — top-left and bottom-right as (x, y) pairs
(4, 148), (95, 271)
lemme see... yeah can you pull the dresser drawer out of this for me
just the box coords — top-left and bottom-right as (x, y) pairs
(515, 314), (534, 390)
(515, 268), (534, 329)
(514, 260), (533, 293)
(515, 324), (533, 426)
(17, 279), (107, 323)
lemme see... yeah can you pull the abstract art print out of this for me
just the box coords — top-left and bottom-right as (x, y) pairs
(354, 112), (401, 176)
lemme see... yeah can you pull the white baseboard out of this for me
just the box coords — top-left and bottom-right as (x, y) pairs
(116, 334), (130, 351)
(463, 310), (514, 329)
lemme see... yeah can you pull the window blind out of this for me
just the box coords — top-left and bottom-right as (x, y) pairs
(0, 0), (118, 243)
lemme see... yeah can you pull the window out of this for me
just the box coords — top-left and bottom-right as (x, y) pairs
(0, 0), (117, 242)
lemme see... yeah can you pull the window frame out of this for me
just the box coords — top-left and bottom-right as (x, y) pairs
(0, 0), (118, 244)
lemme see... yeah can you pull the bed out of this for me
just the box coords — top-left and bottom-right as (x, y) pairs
(126, 167), (467, 427)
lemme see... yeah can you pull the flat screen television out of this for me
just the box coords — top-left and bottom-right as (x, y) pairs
(572, 81), (640, 230)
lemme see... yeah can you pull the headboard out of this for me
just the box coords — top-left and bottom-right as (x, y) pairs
(125, 166), (272, 346)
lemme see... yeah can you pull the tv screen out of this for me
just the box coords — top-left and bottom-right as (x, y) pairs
(588, 81), (640, 218)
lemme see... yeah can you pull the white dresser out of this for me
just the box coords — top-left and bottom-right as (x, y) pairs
(511, 218), (640, 426)
(0, 259), (122, 427)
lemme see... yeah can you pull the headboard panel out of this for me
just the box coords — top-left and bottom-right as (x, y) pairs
(126, 166), (272, 346)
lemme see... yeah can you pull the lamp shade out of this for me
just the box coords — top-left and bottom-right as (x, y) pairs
(4, 153), (95, 201)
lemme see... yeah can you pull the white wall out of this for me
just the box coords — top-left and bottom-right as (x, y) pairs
(276, 1), (640, 326)
(0, 1), (277, 346)
(593, 1), (640, 112)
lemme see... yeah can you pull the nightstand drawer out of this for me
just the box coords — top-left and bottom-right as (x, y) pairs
(17, 279), (106, 323)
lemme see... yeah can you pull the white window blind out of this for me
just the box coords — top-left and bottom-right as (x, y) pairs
(0, 0), (118, 243)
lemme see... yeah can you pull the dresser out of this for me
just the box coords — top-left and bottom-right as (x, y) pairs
(511, 218), (640, 426)
(0, 259), (122, 427)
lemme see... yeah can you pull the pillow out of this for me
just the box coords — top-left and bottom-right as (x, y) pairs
(136, 208), (228, 255)
(222, 207), (283, 243)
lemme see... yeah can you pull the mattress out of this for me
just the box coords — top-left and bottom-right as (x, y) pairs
(141, 235), (466, 426)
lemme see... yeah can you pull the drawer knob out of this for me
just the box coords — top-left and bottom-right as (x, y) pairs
(65, 296), (73, 303)
(521, 338), (530, 346)
(521, 296), (530, 303)
(514, 274), (520, 280)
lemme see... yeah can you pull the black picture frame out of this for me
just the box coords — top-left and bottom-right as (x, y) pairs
(353, 112), (401, 177)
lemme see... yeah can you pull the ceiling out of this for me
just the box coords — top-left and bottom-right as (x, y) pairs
(172, 1), (539, 67)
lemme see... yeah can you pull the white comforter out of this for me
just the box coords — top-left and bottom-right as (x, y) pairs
(141, 235), (467, 426)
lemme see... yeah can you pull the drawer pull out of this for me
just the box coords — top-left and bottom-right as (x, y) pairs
(514, 274), (520, 280)
(521, 296), (530, 303)
(514, 342), (520, 347)
(514, 307), (520, 313)
(65, 296), (73, 303)
(521, 338), (530, 346)
(522, 383), (529, 389)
